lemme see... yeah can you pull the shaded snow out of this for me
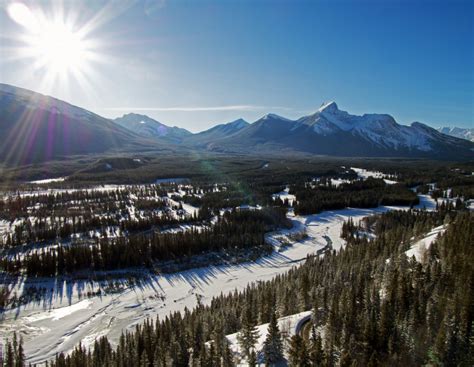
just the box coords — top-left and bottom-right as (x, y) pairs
(0, 195), (438, 364)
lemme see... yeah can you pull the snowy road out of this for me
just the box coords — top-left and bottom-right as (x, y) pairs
(0, 195), (436, 364)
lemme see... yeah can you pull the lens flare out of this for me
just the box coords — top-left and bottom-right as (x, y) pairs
(6, 2), (100, 88)
(7, 2), (39, 32)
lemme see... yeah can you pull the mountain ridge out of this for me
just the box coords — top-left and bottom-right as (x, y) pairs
(113, 113), (192, 143)
(201, 102), (473, 159)
(437, 126), (474, 142)
(0, 83), (160, 165)
(1, 83), (472, 163)
(183, 118), (250, 146)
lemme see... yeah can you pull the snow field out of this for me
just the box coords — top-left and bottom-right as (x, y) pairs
(0, 194), (438, 364)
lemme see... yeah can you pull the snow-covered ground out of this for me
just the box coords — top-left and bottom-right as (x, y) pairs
(226, 310), (312, 365)
(29, 177), (67, 184)
(329, 178), (351, 187)
(3, 184), (124, 199)
(0, 192), (438, 365)
(351, 167), (397, 184)
(468, 200), (474, 211)
(272, 188), (296, 206)
(405, 225), (446, 262)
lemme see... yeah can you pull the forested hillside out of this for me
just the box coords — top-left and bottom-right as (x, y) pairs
(2, 208), (289, 277)
(4, 206), (471, 366)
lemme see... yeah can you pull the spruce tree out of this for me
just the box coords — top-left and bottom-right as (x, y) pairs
(262, 309), (284, 365)
(237, 304), (259, 360)
(339, 350), (352, 367)
(16, 335), (25, 367)
(288, 334), (310, 367)
(309, 326), (324, 366)
(5, 339), (14, 367)
(248, 350), (257, 367)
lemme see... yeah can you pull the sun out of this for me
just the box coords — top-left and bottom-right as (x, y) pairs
(7, 2), (97, 84)
(29, 22), (88, 75)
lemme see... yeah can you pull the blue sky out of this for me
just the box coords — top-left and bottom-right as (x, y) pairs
(1, 0), (473, 132)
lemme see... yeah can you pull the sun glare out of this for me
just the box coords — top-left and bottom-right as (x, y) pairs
(30, 22), (87, 74)
(6, 2), (98, 86)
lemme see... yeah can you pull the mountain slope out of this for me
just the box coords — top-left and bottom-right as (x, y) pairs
(205, 102), (474, 159)
(437, 126), (474, 142)
(184, 118), (249, 146)
(113, 113), (191, 143)
(0, 84), (158, 165)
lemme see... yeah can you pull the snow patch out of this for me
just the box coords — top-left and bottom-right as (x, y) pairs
(24, 299), (93, 322)
(405, 225), (446, 262)
(351, 167), (397, 184)
(272, 187), (296, 206)
(30, 177), (66, 184)
(226, 310), (312, 363)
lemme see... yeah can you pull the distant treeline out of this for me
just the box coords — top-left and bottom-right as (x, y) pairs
(293, 178), (419, 215)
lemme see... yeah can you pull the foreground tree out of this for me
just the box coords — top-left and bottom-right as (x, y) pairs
(237, 304), (260, 360)
(288, 334), (310, 367)
(262, 309), (284, 365)
(309, 326), (324, 366)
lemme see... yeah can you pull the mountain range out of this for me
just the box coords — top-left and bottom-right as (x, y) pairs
(0, 83), (472, 164)
(199, 102), (474, 159)
(437, 127), (474, 142)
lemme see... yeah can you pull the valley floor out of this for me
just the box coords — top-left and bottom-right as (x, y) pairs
(0, 195), (436, 365)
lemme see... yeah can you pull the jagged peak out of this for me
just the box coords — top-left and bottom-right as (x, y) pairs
(318, 101), (339, 113)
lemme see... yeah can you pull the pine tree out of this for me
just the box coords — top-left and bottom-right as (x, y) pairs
(5, 339), (14, 367)
(237, 304), (259, 360)
(248, 350), (257, 367)
(262, 309), (284, 365)
(221, 340), (235, 367)
(309, 326), (324, 366)
(288, 334), (310, 367)
(16, 335), (25, 367)
(299, 339), (310, 367)
(211, 321), (234, 367)
(339, 350), (352, 367)
(367, 351), (378, 367)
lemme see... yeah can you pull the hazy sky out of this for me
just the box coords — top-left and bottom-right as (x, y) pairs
(1, 0), (473, 132)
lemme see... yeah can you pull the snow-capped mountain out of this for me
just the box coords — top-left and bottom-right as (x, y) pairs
(113, 113), (191, 143)
(1, 83), (471, 164)
(437, 127), (474, 142)
(0, 84), (154, 164)
(184, 118), (249, 146)
(295, 102), (434, 151)
(204, 102), (474, 159)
